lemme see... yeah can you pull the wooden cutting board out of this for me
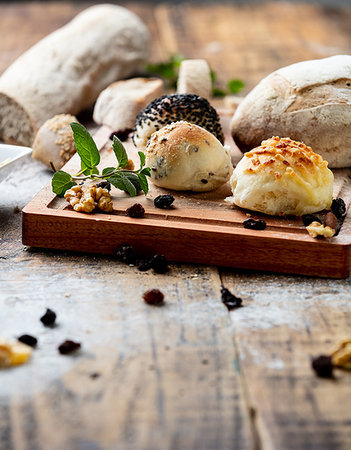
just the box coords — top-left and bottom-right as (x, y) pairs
(22, 117), (351, 278)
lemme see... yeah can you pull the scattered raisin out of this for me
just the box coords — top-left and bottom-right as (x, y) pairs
(138, 258), (152, 272)
(18, 334), (37, 348)
(150, 254), (168, 273)
(96, 180), (111, 191)
(331, 198), (346, 219)
(58, 340), (81, 355)
(220, 286), (243, 310)
(116, 244), (137, 264)
(311, 355), (334, 378)
(243, 218), (266, 230)
(154, 194), (175, 209)
(109, 129), (132, 142)
(302, 214), (321, 227)
(143, 289), (164, 305)
(40, 308), (56, 327)
(324, 212), (338, 231)
(126, 203), (145, 218)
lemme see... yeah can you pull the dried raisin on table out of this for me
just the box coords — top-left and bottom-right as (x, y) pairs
(243, 218), (266, 230)
(154, 195), (175, 209)
(302, 214), (321, 227)
(331, 198), (346, 219)
(40, 308), (56, 327)
(138, 259), (152, 272)
(96, 181), (111, 191)
(311, 355), (334, 378)
(18, 334), (38, 348)
(58, 340), (81, 355)
(143, 289), (164, 305)
(149, 254), (168, 273)
(126, 203), (145, 218)
(221, 286), (243, 310)
(116, 244), (137, 265)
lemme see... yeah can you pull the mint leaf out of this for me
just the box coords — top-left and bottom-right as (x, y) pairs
(109, 172), (137, 197)
(212, 87), (226, 97)
(71, 122), (100, 169)
(138, 173), (148, 195)
(102, 167), (116, 177)
(113, 136), (128, 168)
(227, 79), (245, 94)
(138, 151), (146, 169)
(52, 171), (76, 197)
(140, 167), (151, 177)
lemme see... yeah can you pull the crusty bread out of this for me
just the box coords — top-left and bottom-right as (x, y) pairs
(226, 137), (334, 216)
(0, 4), (149, 146)
(177, 59), (212, 99)
(231, 55), (351, 168)
(32, 114), (78, 169)
(93, 78), (163, 132)
(146, 121), (232, 192)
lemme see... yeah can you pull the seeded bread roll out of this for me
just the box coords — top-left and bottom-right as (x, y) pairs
(146, 121), (232, 192)
(231, 55), (351, 168)
(32, 114), (78, 169)
(226, 137), (334, 216)
(0, 4), (149, 146)
(177, 59), (212, 99)
(133, 94), (224, 151)
(93, 78), (163, 132)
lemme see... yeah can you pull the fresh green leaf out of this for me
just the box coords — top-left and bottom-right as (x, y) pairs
(145, 54), (184, 88)
(212, 87), (226, 97)
(109, 172), (137, 197)
(140, 167), (151, 177)
(52, 171), (76, 197)
(102, 167), (116, 176)
(90, 166), (99, 176)
(112, 136), (128, 168)
(138, 173), (149, 195)
(210, 68), (217, 84)
(138, 151), (146, 169)
(70, 122), (100, 169)
(227, 79), (245, 94)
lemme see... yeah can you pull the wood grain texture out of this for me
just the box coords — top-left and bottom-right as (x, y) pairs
(1, 2), (351, 450)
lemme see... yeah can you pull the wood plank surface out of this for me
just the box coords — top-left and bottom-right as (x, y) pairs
(0, 2), (351, 450)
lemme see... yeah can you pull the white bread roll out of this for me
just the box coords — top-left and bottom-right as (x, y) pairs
(146, 121), (233, 192)
(177, 59), (212, 99)
(226, 137), (334, 216)
(0, 4), (149, 146)
(93, 77), (163, 132)
(231, 55), (351, 168)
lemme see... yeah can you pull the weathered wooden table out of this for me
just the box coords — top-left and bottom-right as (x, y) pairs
(1, 2), (351, 449)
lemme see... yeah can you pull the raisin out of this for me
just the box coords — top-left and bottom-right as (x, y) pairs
(58, 340), (81, 355)
(126, 203), (145, 218)
(116, 244), (137, 264)
(18, 334), (37, 348)
(143, 289), (164, 305)
(220, 286), (243, 310)
(331, 198), (346, 219)
(138, 259), (152, 272)
(150, 254), (168, 273)
(154, 194), (175, 209)
(243, 218), (266, 230)
(311, 355), (334, 378)
(40, 308), (56, 327)
(324, 212), (338, 231)
(302, 214), (321, 227)
(109, 129), (132, 142)
(96, 181), (111, 191)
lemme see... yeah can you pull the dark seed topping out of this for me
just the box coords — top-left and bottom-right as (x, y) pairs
(126, 203), (145, 218)
(58, 340), (81, 355)
(154, 194), (175, 209)
(302, 214), (321, 227)
(40, 308), (56, 327)
(243, 218), (266, 230)
(18, 334), (37, 348)
(116, 244), (137, 265)
(96, 180), (111, 191)
(201, 179), (208, 184)
(221, 286), (243, 310)
(143, 289), (164, 306)
(331, 198), (346, 219)
(149, 254), (168, 273)
(109, 129), (132, 142)
(311, 355), (334, 378)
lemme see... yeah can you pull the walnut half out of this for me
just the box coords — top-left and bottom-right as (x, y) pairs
(64, 184), (113, 213)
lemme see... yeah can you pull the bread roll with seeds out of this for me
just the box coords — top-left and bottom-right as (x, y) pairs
(226, 137), (334, 216)
(177, 59), (212, 99)
(146, 121), (232, 192)
(0, 4), (149, 146)
(133, 94), (224, 151)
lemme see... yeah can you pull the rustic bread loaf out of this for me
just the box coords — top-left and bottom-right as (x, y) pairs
(231, 55), (351, 168)
(93, 77), (163, 132)
(0, 4), (149, 146)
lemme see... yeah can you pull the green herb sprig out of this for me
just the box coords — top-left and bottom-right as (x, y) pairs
(51, 123), (150, 198)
